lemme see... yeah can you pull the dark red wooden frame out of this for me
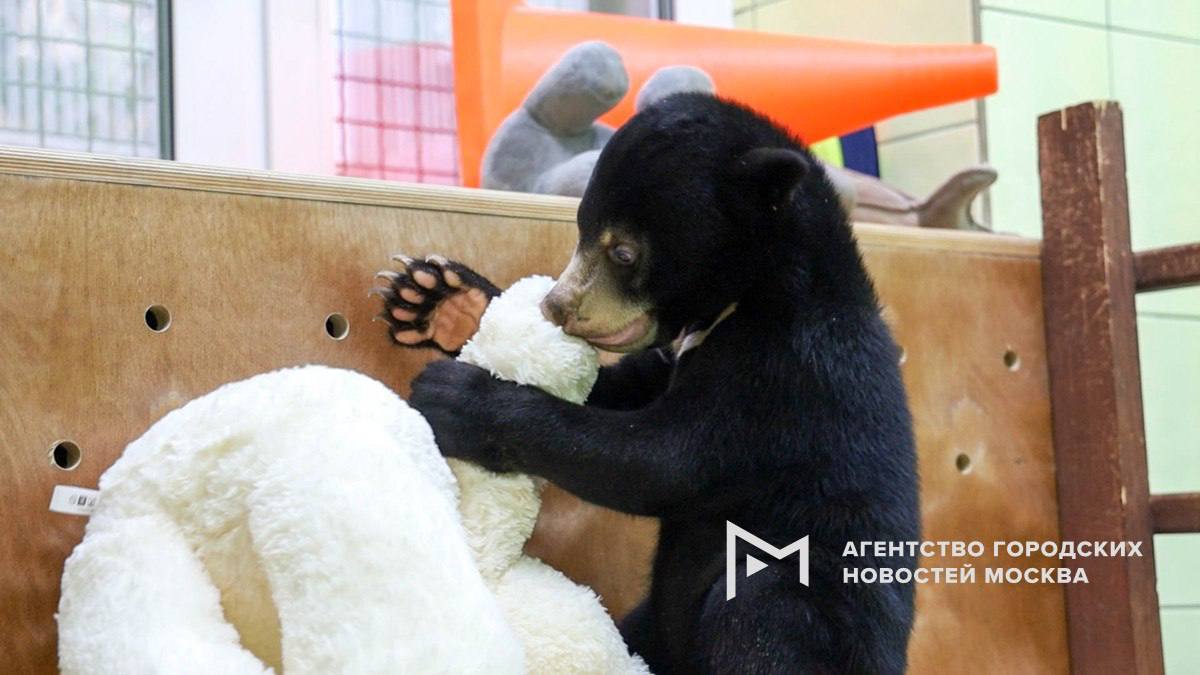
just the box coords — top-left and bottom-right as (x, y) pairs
(1039, 101), (1200, 675)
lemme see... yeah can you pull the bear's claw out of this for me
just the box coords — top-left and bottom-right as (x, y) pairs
(374, 255), (501, 356)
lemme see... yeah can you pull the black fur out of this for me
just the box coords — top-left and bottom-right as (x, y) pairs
(409, 94), (919, 674)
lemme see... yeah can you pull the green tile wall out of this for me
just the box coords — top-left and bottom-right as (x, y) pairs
(985, 0), (1106, 24)
(1112, 32), (1200, 316)
(980, 10), (1110, 236)
(983, 2), (1200, 671)
(1163, 606), (1200, 673)
(1110, 0), (1200, 42)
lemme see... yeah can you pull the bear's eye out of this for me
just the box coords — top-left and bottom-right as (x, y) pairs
(609, 244), (637, 266)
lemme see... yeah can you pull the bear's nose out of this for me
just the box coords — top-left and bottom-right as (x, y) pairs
(540, 293), (572, 327)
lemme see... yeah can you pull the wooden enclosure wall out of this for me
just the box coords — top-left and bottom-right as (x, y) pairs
(0, 148), (1067, 673)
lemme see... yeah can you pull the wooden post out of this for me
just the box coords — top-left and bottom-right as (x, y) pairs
(1038, 101), (1164, 675)
(1150, 493), (1200, 534)
(1135, 243), (1200, 292)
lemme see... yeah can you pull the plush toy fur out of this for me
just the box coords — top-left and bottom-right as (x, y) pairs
(58, 276), (645, 674)
(451, 276), (646, 674)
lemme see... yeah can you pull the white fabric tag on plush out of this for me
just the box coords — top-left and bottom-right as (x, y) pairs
(49, 485), (100, 516)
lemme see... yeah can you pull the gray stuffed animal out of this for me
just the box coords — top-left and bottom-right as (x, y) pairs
(481, 41), (623, 197)
(481, 41), (995, 230)
(481, 42), (713, 198)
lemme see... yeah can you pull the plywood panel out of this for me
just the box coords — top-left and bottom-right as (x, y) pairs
(0, 151), (579, 674)
(0, 147), (1065, 673)
(867, 241), (1068, 673)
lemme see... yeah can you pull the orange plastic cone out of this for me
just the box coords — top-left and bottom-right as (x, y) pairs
(452, 1), (996, 188)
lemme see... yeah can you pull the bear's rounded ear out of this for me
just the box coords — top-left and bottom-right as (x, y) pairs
(733, 147), (810, 210)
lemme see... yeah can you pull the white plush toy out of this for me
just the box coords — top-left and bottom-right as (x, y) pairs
(57, 276), (647, 675)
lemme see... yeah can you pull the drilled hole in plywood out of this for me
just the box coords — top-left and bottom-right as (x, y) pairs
(325, 313), (349, 340)
(955, 453), (972, 474)
(144, 305), (171, 332)
(49, 440), (82, 471)
(1003, 349), (1020, 371)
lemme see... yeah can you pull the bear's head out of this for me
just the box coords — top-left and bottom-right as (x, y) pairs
(540, 93), (844, 351)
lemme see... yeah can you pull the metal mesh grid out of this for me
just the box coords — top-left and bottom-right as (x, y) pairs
(333, 0), (660, 185)
(333, 0), (459, 184)
(0, 0), (163, 157)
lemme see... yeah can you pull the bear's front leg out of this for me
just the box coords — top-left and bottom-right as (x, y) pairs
(410, 359), (716, 516)
(407, 359), (516, 473)
(372, 255), (500, 355)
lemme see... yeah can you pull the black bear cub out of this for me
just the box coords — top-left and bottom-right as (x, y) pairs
(378, 93), (919, 674)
